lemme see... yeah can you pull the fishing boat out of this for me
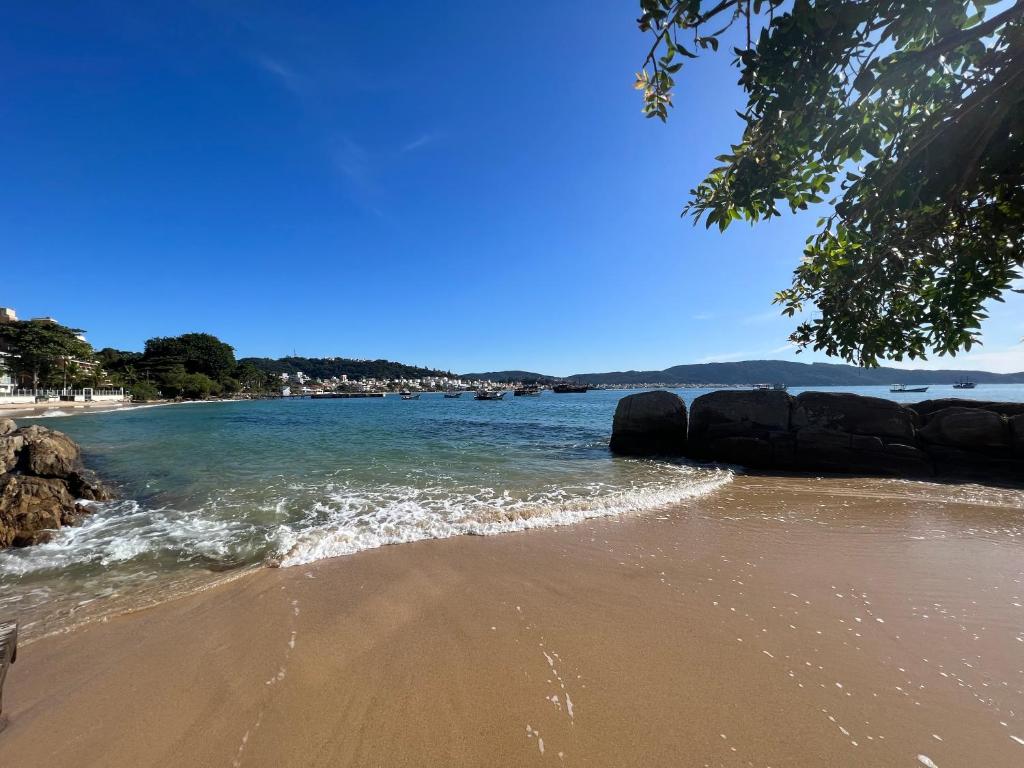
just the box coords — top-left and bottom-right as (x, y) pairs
(514, 385), (541, 396)
(474, 389), (506, 400)
(400, 393), (420, 400)
(552, 383), (589, 394)
(443, 390), (463, 398)
(890, 384), (929, 393)
(952, 378), (976, 390)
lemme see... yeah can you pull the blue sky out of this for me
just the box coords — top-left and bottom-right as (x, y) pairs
(3, 2), (1021, 374)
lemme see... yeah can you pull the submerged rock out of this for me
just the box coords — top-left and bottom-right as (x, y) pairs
(609, 390), (687, 456)
(0, 421), (110, 548)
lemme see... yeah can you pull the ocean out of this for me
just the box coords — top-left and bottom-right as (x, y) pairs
(3, 384), (1023, 638)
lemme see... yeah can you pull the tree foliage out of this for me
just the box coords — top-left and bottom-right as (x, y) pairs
(0, 319), (94, 388)
(143, 333), (236, 381)
(636, 0), (1024, 365)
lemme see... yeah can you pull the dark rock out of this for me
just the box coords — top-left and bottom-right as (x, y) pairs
(767, 431), (797, 467)
(1012, 415), (1024, 457)
(882, 443), (934, 476)
(918, 407), (1009, 451)
(689, 391), (792, 458)
(707, 436), (773, 467)
(911, 399), (1024, 421)
(794, 391), (916, 441)
(851, 434), (885, 452)
(796, 426), (853, 452)
(922, 444), (1024, 479)
(792, 427), (932, 476)
(610, 390), (687, 456)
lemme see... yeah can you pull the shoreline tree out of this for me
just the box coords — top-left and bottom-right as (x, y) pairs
(0, 319), (94, 390)
(636, 0), (1024, 365)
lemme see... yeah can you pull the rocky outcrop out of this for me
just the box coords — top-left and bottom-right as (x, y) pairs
(687, 390), (792, 464)
(793, 391), (916, 441)
(0, 421), (109, 548)
(609, 390), (687, 456)
(611, 390), (1023, 482)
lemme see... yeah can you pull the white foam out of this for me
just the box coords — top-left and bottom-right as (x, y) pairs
(277, 467), (732, 567)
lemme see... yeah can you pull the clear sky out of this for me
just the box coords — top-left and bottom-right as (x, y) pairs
(4, 2), (1021, 375)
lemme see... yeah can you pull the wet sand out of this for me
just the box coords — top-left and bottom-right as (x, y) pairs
(1, 475), (1022, 767)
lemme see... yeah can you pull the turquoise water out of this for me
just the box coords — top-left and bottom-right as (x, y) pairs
(3, 384), (1023, 638)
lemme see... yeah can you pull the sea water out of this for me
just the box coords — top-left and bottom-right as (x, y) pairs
(2, 384), (1022, 638)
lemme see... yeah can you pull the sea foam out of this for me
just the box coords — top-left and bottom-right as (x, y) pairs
(276, 464), (732, 567)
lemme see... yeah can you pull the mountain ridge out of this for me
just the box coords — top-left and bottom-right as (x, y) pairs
(464, 360), (1024, 386)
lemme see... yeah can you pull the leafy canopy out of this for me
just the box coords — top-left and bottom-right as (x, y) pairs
(0, 319), (94, 387)
(636, 0), (1024, 365)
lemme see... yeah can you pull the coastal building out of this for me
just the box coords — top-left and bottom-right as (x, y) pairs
(0, 308), (16, 394)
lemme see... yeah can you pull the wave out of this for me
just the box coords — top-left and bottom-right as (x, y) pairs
(0, 464), (732, 577)
(275, 464), (733, 567)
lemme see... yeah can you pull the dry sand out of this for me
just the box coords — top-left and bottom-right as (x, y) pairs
(1, 475), (1022, 767)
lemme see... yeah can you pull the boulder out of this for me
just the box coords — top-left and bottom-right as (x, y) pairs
(794, 391), (916, 441)
(609, 390), (687, 456)
(688, 391), (792, 458)
(918, 407), (1009, 451)
(794, 427), (932, 476)
(16, 425), (81, 478)
(1012, 415), (1024, 457)
(0, 421), (110, 548)
(0, 474), (76, 547)
(911, 399), (1024, 421)
(0, 418), (16, 437)
(706, 436), (773, 467)
(0, 434), (25, 474)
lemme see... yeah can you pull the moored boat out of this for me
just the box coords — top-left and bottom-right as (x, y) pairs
(890, 384), (929, 393)
(753, 383), (788, 391)
(552, 383), (588, 393)
(952, 378), (976, 389)
(443, 390), (463, 398)
(514, 385), (541, 396)
(400, 393), (420, 400)
(474, 390), (506, 400)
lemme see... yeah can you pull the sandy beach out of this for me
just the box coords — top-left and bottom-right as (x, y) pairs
(1, 474), (1022, 767)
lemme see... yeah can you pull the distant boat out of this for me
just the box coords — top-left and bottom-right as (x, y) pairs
(474, 390), (506, 400)
(953, 379), (976, 390)
(443, 390), (463, 398)
(514, 385), (541, 396)
(400, 393), (420, 400)
(890, 384), (929, 393)
(753, 383), (788, 391)
(552, 383), (588, 394)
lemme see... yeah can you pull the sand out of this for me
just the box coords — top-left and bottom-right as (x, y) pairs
(1, 474), (1022, 767)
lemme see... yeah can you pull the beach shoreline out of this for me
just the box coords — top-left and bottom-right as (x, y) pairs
(1, 474), (1021, 767)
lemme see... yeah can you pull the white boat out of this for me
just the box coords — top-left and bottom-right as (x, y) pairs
(400, 393), (420, 400)
(890, 384), (929, 393)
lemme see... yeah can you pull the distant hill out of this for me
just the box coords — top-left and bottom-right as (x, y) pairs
(567, 359), (1024, 386)
(241, 356), (452, 381)
(460, 370), (552, 383)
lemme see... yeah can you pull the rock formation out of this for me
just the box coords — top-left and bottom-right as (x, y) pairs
(609, 390), (688, 456)
(611, 390), (1024, 482)
(0, 421), (110, 547)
